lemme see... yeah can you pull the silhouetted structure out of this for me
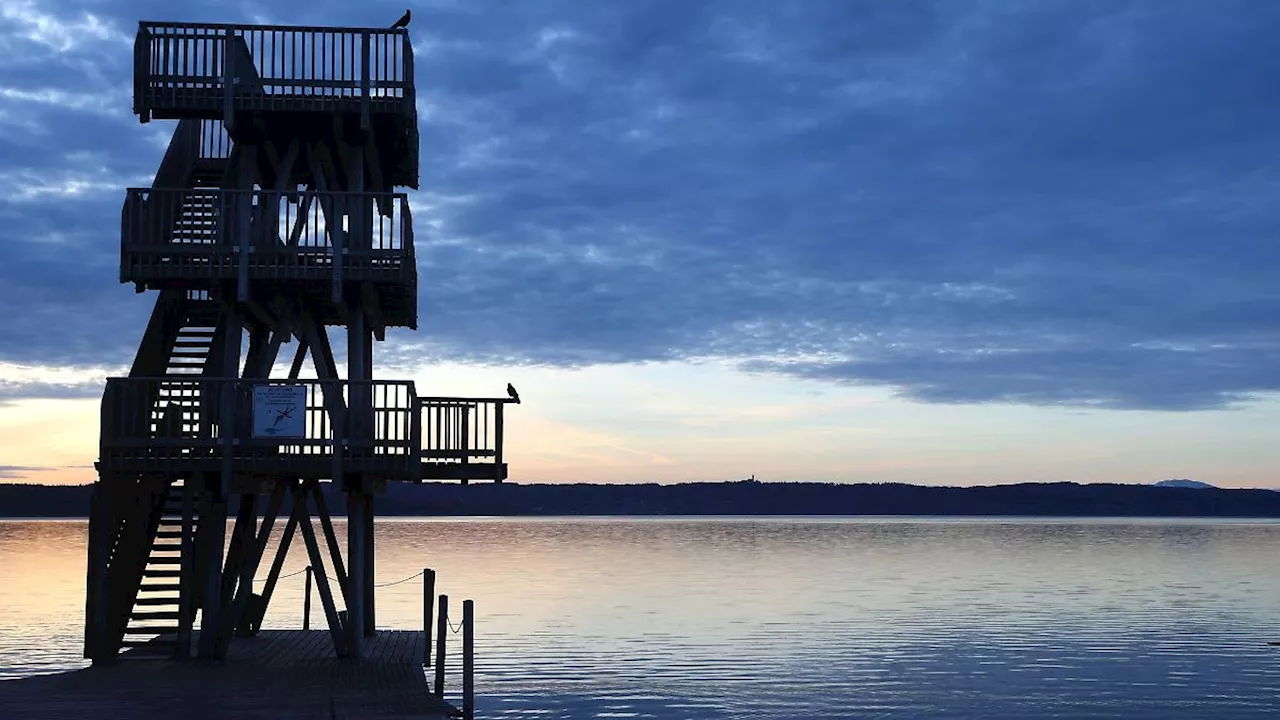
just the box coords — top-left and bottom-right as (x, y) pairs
(85, 19), (517, 663)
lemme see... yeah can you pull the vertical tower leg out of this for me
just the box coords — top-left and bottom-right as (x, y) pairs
(84, 480), (112, 660)
(346, 486), (366, 656)
(200, 302), (242, 658)
(364, 491), (375, 635)
(197, 473), (227, 658)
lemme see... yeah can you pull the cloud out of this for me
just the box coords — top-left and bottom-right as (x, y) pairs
(2, 0), (1279, 411)
(0, 465), (56, 479)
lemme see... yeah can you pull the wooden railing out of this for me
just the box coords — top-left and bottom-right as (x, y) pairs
(197, 119), (231, 160)
(418, 397), (513, 469)
(100, 377), (421, 477)
(134, 21), (414, 120)
(120, 188), (414, 284)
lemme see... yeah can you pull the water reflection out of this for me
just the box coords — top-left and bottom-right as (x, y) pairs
(2, 518), (1279, 718)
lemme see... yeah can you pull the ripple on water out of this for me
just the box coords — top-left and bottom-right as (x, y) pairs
(3, 518), (1280, 719)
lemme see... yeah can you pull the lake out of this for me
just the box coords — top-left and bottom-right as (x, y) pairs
(2, 517), (1279, 718)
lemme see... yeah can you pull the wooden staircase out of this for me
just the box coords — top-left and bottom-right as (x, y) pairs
(170, 160), (228, 247)
(121, 480), (196, 654)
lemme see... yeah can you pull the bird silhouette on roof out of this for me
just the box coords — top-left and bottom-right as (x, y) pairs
(507, 383), (521, 403)
(391, 9), (411, 29)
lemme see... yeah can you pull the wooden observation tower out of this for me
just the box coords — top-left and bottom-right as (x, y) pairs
(85, 20), (516, 662)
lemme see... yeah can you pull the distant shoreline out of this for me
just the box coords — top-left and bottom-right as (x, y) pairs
(2, 480), (1278, 519)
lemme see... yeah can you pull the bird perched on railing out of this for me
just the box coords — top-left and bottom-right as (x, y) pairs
(507, 383), (521, 404)
(391, 9), (411, 29)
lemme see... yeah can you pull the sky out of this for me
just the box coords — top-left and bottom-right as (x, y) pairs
(1, 0), (1279, 488)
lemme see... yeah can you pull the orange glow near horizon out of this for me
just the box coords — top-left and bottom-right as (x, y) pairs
(2, 360), (1279, 488)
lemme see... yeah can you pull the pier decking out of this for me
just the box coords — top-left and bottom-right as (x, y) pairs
(0, 630), (457, 719)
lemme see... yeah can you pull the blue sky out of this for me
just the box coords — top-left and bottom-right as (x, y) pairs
(1, 0), (1279, 487)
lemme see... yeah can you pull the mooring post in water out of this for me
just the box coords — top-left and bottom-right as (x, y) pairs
(423, 568), (436, 666)
(303, 565), (313, 631)
(463, 599), (475, 719)
(434, 594), (449, 697)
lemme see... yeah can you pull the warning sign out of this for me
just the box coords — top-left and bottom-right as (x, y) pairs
(253, 384), (307, 439)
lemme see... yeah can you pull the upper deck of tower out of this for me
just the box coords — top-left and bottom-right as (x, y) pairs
(132, 20), (418, 188)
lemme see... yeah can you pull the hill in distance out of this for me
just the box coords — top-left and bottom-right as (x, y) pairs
(1154, 479), (1217, 489)
(2, 479), (1280, 518)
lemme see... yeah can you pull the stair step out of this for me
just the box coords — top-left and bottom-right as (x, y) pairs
(148, 557), (182, 565)
(134, 596), (180, 606)
(151, 543), (184, 552)
(142, 569), (181, 578)
(124, 625), (180, 635)
(170, 350), (209, 358)
(121, 639), (177, 649)
(173, 340), (212, 348)
(131, 611), (181, 620)
(139, 583), (181, 592)
(156, 530), (183, 538)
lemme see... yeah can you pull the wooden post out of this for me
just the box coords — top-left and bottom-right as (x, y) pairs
(310, 481), (349, 603)
(198, 475), (228, 658)
(364, 492), (375, 635)
(359, 31), (371, 132)
(422, 568), (435, 666)
(83, 482), (111, 661)
(434, 594), (448, 697)
(295, 484), (348, 657)
(346, 488), (366, 657)
(494, 402), (504, 471)
(463, 599), (475, 719)
(303, 566), (313, 631)
(250, 480), (302, 634)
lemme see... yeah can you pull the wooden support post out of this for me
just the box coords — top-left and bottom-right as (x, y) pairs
(251, 480), (302, 634)
(83, 482), (111, 661)
(422, 569), (435, 667)
(345, 488), (366, 658)
(310, 481), (350, 605)
(364, 492), (375, 635)
(226, 482), (286, 641)
(434, 594), (448, 697)
(220, 493), (258, 612)
(463, 599), (475, 720)
(331, 194), (345, 305)
(236, 145), (257, 303)
(197, 475), (228, 658)
(303, 566), (313, 631)
(222, 28), (234, 131)
(288, 338), (307, 379)
(294, 483), (348, 658)
(495, 402), (505, 473)
(360, 32), (371, 132)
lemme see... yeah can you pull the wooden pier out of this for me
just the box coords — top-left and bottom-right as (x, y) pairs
(0, 630), (457, 719)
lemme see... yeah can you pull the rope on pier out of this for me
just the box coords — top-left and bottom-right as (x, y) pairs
(441, 610), (465, 634)
(373, 569), (425, 588)
(254, 567), (310, 583)
(271, 566), (427, 588)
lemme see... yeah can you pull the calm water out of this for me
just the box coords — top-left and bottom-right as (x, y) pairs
(2, 517), (1279, 718)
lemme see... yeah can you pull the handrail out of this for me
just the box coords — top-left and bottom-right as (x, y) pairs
(418, 396), (521, 404)
(140, 20), (410, 35)
(134, 21), (413, 115)
(121, 187), (414, 254)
